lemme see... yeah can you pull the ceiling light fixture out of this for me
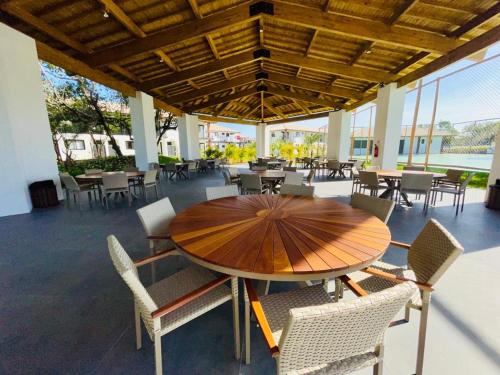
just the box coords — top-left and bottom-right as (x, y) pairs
(103, 10), (109, 18)
(365, 49), (372, 54)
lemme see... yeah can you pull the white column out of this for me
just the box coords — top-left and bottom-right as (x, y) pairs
(256, 122), (269, 158)
(486, 129), (500, 201)
(372, 82), (406, 169)
(326, 110), (351, 160)
(0, 24), (62, 217)
(129, 91), (158, 170)
(177, 114), (200, 160)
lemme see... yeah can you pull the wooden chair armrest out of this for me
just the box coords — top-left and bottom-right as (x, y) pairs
(362, 267), (433, 292)
(133, 248), (178, 267)
(390, 240), (411, 250)
(151, 275), (231, 319)
(147, 235), (171, 240)
(339, 275), (368, 297)
(244, 279), (280, 358)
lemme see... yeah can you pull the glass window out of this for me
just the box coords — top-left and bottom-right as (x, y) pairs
(68, 140), (85, 150)
(125, 141), (134, 150)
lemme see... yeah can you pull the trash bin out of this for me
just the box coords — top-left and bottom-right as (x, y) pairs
(29, 180), (59, 208)
(486, 179), (500, 210)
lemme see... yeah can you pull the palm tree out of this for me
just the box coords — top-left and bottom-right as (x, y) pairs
(304, 133), (322, 158)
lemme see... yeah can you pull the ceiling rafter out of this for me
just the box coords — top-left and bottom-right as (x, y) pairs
(182, 87), (257, 113)
(262, 97), (287, 119)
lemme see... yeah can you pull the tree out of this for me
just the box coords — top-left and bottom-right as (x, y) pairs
(304, 133), (322, 158)
(154, 109), (178, 145)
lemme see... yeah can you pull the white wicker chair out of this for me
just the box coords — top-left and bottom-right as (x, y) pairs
(206, 185), (240, 200)
(244, 279), (417, 374)
(136, 197), (177, 281)
(359, 171), (386, 197)
(283, 172), (304, 186)
(343, 219), (463, 375)
(108, 235), (240, 375)
(59, 172), (98, 209)
(398, 172), (433, 212)
(101, 172), (131, 209)
(240, 173), (269, 194)
(280, 184), (315, 197)
(140, 170), (160, 201)
(351, 192), (395, 224)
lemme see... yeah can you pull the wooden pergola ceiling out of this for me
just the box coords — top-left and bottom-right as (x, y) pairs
(1, 1), (498, 124)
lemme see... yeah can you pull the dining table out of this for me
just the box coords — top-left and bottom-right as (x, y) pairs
(376, 169), (446, 206)
(169, 194), (391, 282)
(76, 171), (145, 199)
(319, 160), (355, 178)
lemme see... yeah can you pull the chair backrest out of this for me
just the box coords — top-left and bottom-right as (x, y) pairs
(206, 185), (239, 200)
(123, 166), (139, 172)
(240, 173), (262, 190)
(445, 169), (464, 182)
(354, 159), (364, 169)
(408, 219), (463, 285)
(143, 170), (157, 185)
(327, 160), (339, 169)
(59, 172), (79, 190)
(404, 165), (425, 171)
(284, 172), (303, 186)
(222, 169), (232, 185)
(227, 167), (239, 177)
(102, 172), (128, 190)
(283, 166), (297, 172)
(280, 184), (315, 197)
(351, 192), (395, 224)
(136, 197), (176, 236)
(251, 166), (267, 171)
(149, 162), (159, 170)
(459, 172), (475, 191)
(85, 168), (103, 175)
(188, 161), (197, 170)
(277, 282), (417, 375)
(401, 172), (433, 192)
(107, 235), (158, 333)
(199, 159), (208, 168)
(165, 163), (177, 171)
(358, 170), (379, 187)
(365, 165), (380, 171)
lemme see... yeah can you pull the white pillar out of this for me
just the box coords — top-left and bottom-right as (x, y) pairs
(372, 82), (406, 169)
(327, 110), (352, 160)
(486, 129), (500, 201)
(0, 24), (62, 217)
(256, 123), (269, 158)
(129, 91), (158, 170)
(177, 114), (200, 160)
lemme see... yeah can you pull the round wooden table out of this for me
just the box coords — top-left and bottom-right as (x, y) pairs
(170, 195), (391, 281)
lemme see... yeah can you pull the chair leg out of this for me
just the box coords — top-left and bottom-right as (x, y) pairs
(134, 303), (142, 350)
(244, 283), (251, 365)
(154, 331), (163, 375)
(461, 190), (465, 212)
(416, 292), (431, 375)
(149, 239), (157, 283)
(455, 193), (460, 215)
(334, 278), (341, 302)
(231, 277), (241, 360)
(405, 303), (411, 322)
(373, 342), (384, 375)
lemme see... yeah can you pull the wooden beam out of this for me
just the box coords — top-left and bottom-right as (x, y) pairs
(270, 2), (462, 54)
(85, 2), (258, 67)
(447, 3), (500, 38)
(269, 50), (393, 83)
(397, 25), (500, 87)
(108, 63), (140, 82)
(323, 0), (333, 12)
(267, 110), (331, 124)
(167, 73), (257, 103)
(140, 51), (256, 90)
(182, 88), (257, 112)
(266, 72), (363, 100)
(267, 87), (340, 108)
(198, 114), (258, 125)
(186, 0), (202, 19)
(262, 98), (286, 119)
(206, 34), (220, 59)
(387, 0), (418, 25)
(153, 98), (183, 116)
(345, 93), (377, 112)
(391, 51), (429, 74)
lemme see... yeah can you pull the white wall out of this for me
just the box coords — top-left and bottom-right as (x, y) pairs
(256, 122), (270, 157)
(327, 110), (351, 160)
(177, 114), (200, 160)
(129, 91), (158, 170)
(0, 24), (61, 217)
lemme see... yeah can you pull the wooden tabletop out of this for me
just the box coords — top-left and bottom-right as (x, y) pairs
(170, 195), (391, 281)
(377, 169), (446, 179)
(75, 171), (144, 180)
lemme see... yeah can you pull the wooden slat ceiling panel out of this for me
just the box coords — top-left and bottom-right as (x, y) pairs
(1, 0), (497, 122)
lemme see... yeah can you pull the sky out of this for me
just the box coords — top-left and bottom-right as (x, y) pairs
(216, 43), (500, 138)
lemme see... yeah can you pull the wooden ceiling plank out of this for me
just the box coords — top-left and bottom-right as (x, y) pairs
(182, 88), (257, 113)
(198, 114), (257, 125)
(85, 2), (258, 67)
(447, 3), (500, 38)
(267, 87), (341, 109)
(263, 98), (286, 119)
(186, 0), (202, 19)
(397, 25), (500, 87)
(387, 0), (418, 25)
(206, 34), (221, 59)
(270, 2), (462, 54)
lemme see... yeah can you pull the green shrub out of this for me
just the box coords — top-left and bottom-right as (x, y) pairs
(58, 156), (135, 176)
(204, 146), (224, 159)
(158, 155), (179, 164)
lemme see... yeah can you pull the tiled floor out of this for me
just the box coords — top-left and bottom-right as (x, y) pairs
(1, 168), (499, 375)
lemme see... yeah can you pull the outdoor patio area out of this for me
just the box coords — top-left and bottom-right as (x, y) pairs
(1, 170), (499, 375)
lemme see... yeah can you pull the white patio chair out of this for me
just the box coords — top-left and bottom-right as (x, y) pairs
(141, 170), (160, 201)
(59, 172), (98, 209)
(187, 161), (198, 178)
(398, 172), (433, 212)
(431, 172), (475, 215)
(283, 172), (303, 186)
(342, 219), (463, 375)
(351, 192), (395, 224)
(359, 170), (386, 197)
(279, 184), (315, 197)
(243, 278), (417, 374)
(101, 172), (131, 209)
(240, 173), (269, 194)
(206, 185), (239, 200)
(136, 197), (177, 281)
(327, 159), (340, 178)
(107, 235), (240, 375)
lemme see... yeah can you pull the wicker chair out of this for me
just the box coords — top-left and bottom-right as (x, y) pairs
(244, 279), (417, 374)
(206, 185), (239, 200)
(187, 161), (198, 178)
(163, 163), (177, 180)
(351, 192), (395, 224)
(101, 172), (131, 209)
(140, 170), (160, 201)
(283, 172), (304, 186)
(398, 172), (433, 212)
(431, 172), (475, 215)
(136, 197), (177, 281)
(240, 174), (269, 194)
(108, 236), (240, 375)
(342, 219), (463, 375)
(304, 169), (315, 185)
(358, 171), (386, 197)
(280, 184), (315, 197)
(327, 160), (340, 178)
(283, 166), (297, 172)
(59, 172), (98, 209)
